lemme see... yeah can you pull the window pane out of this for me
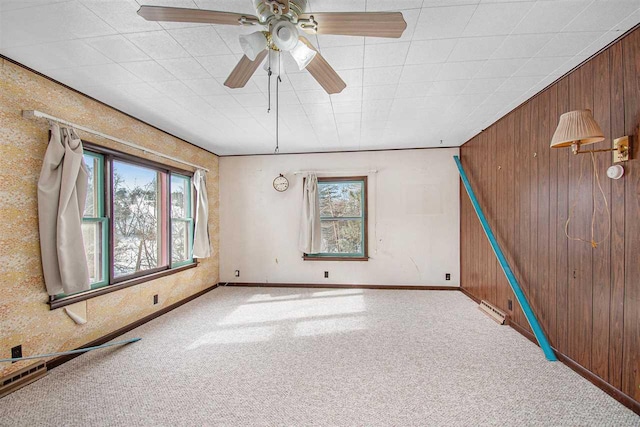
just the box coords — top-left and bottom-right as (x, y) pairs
(172, 219), (191, 264)
(171, 175), (189, 219)
(171, 174), (192, 266)
(82, 221), (105, 285)
(320, 219), (363, 254)
(319, 182), (362, 218)
(113, 161), (165, 277)
(83, 154), (100, 217)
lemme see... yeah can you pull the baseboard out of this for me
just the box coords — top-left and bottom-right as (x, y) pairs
(459, 286), (481, 303)
(47, 284), (218, 370)
(457, 287), (640, 416)
(222, 282), (460, 291)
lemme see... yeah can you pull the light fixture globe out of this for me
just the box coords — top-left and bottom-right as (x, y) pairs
(550, 109), (604, 149)
(239, 31), (268, 61)
(271, 20), (299, 51)
(290, 40), (316, 70)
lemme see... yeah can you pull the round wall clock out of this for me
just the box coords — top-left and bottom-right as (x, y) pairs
(273, 174), (289, 192)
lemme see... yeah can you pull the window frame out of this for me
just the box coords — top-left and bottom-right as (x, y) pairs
(303, 176), (369, 262)
(49, 142), (197, 310)
(82, 151), (109, 289)
(110, 157), (170, 283)
(170, 173), (194, 268)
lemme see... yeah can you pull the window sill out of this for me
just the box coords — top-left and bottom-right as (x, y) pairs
(49, 262), (198, 310)
(303, 256), (369, 262)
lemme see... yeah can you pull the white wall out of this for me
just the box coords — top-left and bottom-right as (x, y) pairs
(219, 148), (460, 286)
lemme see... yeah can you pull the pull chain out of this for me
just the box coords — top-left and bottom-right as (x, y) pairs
(274, 51), (281, 154)
(267, 49), (272, 113)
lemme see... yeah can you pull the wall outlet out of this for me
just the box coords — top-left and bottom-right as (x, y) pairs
(324, 271), (329, 278)
(234, 270), (240, 277)
(445, 273), (451, 281)
(11, 345), (22, 363)
(153, 294), (159, 305)
(508, 299), (513, 311)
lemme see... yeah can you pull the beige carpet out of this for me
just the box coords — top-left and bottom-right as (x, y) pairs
(0, 287), (638, 426)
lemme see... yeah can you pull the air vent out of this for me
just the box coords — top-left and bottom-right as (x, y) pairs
(479, 300), (508, 325)
(0, 361), (47, 399)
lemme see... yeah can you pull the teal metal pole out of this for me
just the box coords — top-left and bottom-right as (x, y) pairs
(0, 338), (141, 363)
(454, 155), (557, 361)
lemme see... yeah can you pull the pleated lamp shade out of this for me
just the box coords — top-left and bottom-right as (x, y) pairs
(550, 109), (605, 148)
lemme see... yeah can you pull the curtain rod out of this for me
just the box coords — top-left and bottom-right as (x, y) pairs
(293, 169), (378, 175)
(22, 110), (210, 172)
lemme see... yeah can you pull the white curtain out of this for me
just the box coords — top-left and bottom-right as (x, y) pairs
(298, 173), (321, 254)
(192, 169), (211, 258)
(38, 123), (90, 296)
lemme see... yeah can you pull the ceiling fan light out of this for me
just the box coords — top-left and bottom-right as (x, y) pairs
(290, 40), (317, 70)
(239, 31), (268, 61)
(263, 50), (286, 77)
(271, 20), (299, 51)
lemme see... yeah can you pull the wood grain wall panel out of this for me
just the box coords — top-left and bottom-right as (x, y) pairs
(591, 51), (612, 382)
(622, 28), (640, 402)
(511, 107), (526, 327)
(567, 63), (593, 370)
(520, 101), (533, 334)
(494, 119), (510, 313)
(505, 113), (518, 319)
(538, 89), (552, 332)
(547, 84), (559, 346)
(489, 125), (498, 305)
(608, 40), (626, 391)
(556, 77), (571, 353)
(529, 96), (541, 323)
(460, 27), (640, 408)
(480, 130), (493, 303)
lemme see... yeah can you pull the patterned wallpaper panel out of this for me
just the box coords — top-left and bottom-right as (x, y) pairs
(0, 58), (220, 378)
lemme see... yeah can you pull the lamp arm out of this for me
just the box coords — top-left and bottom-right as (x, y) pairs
(572, 147), (618, 154)
(571, 137), (631, 161)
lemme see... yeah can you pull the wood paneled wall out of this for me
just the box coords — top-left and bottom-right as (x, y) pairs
(460, 27), (640, 406)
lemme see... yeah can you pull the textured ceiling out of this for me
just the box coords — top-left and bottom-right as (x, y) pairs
(1, 0), (639, 155)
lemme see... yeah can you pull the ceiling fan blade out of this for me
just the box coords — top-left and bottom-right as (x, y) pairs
(298, 37), (346, 95)
(299, 12), (407, 38)
(224, 50), (269, 89)
(138, 6), (259, 25)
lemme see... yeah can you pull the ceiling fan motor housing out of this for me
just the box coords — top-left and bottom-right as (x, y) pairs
(253, 0), (307, 23)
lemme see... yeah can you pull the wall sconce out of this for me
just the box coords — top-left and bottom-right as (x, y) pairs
(550, 109), (631, 163)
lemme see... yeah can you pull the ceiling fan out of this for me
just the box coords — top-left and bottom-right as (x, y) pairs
(137, 0), (407, 95)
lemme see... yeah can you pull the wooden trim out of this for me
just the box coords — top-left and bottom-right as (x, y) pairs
(223, 282), (459, 291)
(49, 263), (198, 310)
(47, 283), (218, 370)
(458, 287), (639, 415)
(219, 145), (459, 157)
(508, 322), (640, 416)
(0, 54), (217, 158)
(302, 256), (369, 261)
(317, 176), (367, 182)
(459, 286), (481, 303)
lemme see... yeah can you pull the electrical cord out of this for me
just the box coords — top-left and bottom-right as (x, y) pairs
(564, 152), (611, 248)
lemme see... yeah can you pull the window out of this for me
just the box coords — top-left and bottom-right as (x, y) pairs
(82, 152), (108, 288)
(55, 144), (196, 307)
(170, 174), (193, 267)
(112, 160), (168, 279)
(304, 177), (368, 261)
